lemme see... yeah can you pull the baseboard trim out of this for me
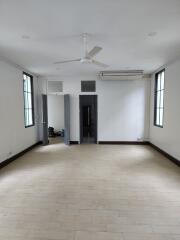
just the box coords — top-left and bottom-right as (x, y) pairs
(98, 141), (149, 145)
(0, 141), (42, 169)
(98, 141), (180, 167)
(1, 140), (179, 170)
(149, 142), (180, 167)
(70, 141), (79, 144)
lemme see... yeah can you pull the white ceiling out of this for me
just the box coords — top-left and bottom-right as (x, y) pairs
(0, 0), (180, 77)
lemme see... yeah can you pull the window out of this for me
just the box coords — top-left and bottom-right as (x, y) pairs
(81, 81), (96, 92)
(154, 69), (165, 127)
(23, 72), (35, 127)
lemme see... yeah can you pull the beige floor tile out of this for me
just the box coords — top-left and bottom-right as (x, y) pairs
(75, 231), (124, 240)
(172, 235), (180, 240)
(0, 140), (180, 239)
(152, 225), (180, 234)
(123, 233), (173, 240)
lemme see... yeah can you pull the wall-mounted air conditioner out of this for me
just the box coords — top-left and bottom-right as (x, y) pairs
(98, 70), (144, 81)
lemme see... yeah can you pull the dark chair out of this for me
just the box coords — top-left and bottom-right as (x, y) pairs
(48, 127), (55, 137)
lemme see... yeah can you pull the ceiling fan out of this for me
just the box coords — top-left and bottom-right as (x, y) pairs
(54, 33), (109, 68)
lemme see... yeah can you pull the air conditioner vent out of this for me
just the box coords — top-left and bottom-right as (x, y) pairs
(81, 81), (96, 92)
(48, 81), (63, 93)
(99, 70), (144, 81)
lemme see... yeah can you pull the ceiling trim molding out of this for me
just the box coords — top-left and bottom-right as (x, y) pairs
(0, 55), (38, 78)
(151, 54), (180, 75)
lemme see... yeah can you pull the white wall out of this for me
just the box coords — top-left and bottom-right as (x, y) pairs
(0, 58), (40, 163)
(98, 79), (150, 141)
(150, 59), (180, 160)
(40, 76), (150, 142)
(48, 95), (64, 132)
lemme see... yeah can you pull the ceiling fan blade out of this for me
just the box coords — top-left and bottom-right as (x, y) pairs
(92, 60), (109, 68)
(87, 46), (102, 58)
(54, 58), (81, 64)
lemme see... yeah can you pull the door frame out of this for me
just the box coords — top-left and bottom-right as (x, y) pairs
(64, 94), (70, 145)
(79, 94), (98, 144)
(42, 93), (70, 145)
(42, 94), (49, 145)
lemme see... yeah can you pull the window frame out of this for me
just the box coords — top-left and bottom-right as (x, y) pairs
(154, 69), (165, 128)
(23, 72), (35, 128)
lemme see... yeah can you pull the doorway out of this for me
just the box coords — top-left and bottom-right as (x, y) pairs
(42, 94), (70, 145)
(47, 94), (64, 144)
(79, 95), (97, 143)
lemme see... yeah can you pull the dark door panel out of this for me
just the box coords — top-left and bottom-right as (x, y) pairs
(79, 95), (97, 143)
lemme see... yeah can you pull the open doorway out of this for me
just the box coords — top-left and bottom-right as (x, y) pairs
(47, 94), (64, 144)
(79, 95), (97, 143)
(42, 94), (70, 146)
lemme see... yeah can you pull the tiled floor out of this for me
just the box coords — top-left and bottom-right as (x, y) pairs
(0, 142), (180, 240)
